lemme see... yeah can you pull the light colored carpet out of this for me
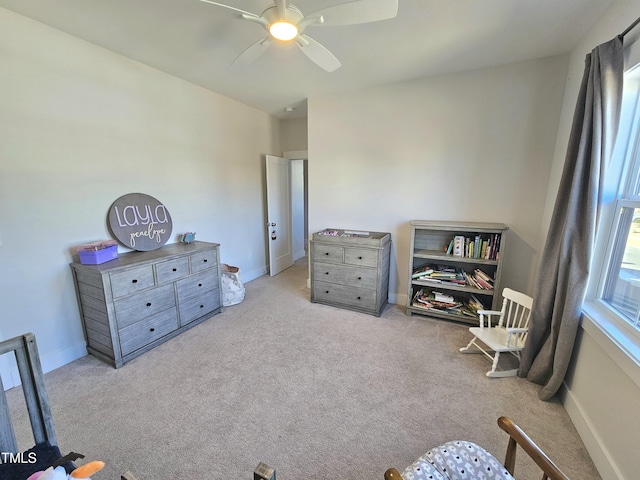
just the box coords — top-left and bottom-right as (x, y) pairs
(7, 257), (600, 479)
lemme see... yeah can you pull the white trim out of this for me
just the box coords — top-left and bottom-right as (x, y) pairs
(561, 383), (624, 480)
(242, 265), (268, 283)
(2, 341), (88, 391)
(283, 150), (308, 160)
(392, 292), (404, 306)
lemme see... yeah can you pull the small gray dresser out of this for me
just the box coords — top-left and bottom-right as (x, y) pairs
(70, 241), (223, 368)
(310, 229), (391, 316)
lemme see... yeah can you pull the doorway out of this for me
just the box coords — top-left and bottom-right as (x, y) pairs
(265, 151), (308, 276)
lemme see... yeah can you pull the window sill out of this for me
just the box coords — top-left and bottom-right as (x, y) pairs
(582, 300), (640, 389)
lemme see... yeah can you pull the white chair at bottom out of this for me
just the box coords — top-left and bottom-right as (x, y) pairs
(459, 287), (533, 377)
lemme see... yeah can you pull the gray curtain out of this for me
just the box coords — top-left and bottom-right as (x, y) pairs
(518, 37), (624, 401)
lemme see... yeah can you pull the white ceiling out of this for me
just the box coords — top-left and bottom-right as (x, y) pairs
(0, 0), (617, 119)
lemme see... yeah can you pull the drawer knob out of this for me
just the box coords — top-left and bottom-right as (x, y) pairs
(200, 304), (204, 308)
(198, 283), (203, 287)
(325, 272), (329, 275)
(132, 279), (138, 284)
(173, 268), (177, 272)
(358, 277), (362, 280)
(203, 259), (208, 263)
(358, 256), (363, 260)
(357, 296), (361, 300)
(150, 328), (155, 332)
(325, 252), (329, 255)
(146, 302), (152, 307)
(325, 290), (329, 294)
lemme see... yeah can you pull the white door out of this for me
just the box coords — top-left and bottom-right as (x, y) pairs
(266, 155), (294, 276)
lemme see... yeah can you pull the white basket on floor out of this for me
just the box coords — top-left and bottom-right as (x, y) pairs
(221, 264), (245, 306)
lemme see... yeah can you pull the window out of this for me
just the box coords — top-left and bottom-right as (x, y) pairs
(602, 205), (640, 330)
(592, 63), (640, 341)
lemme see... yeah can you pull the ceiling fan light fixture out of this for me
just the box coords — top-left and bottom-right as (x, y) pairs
(269, 21), (298, 41)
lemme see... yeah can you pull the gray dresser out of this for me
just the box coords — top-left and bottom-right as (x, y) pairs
(310, 229), (391, 316)
(70, 241), (222, 368)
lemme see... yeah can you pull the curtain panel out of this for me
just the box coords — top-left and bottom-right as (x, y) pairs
(518, 37), (624, 401)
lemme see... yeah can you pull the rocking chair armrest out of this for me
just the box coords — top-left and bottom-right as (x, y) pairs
(498, 416), (570, 480)
(384, 468), (403, 480)
(505, 328), (528, 334)
(477, 310), (502, 328)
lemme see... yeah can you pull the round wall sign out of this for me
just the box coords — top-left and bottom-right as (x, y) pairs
(108, 193), (173, 251)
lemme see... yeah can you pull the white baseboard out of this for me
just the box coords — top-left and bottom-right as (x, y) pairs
(2, 341), (87, 391)
(40, 341), (88, 375)
(561, 384), (623, 480)
(393, 293), (406, 306)
(243, 265), (268, 283)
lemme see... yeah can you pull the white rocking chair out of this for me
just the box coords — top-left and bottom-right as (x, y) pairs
(459, 288), (533, 377)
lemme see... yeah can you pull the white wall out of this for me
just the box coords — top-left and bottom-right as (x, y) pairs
(308, 55), (569, 305)
(544, 1), (640, 479)
(0, 8), (281, 381)
(281, 118), (308, 152)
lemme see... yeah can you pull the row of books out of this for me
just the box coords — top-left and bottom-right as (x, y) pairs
(411, 264), (494, 291)
(445, 233), (501, 260)
(411, 289), (487, 318)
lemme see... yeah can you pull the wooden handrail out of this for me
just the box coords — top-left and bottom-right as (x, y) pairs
(498, 416), (570, 480)
(384, 418), (570, 480)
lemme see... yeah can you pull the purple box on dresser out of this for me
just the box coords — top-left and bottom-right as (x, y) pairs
(78, 244), (118, 265)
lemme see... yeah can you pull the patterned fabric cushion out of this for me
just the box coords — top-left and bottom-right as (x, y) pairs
(423, 440), (515, 480)
(400, 453), (448, 480)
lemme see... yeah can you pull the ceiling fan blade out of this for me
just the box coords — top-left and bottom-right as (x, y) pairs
(198, 0), (260, 19)
(296, 35), (341, 72)
(307, 0), (398, 27)
(233, 36), (273, 65)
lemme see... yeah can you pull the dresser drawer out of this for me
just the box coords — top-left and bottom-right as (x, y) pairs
(344, 248), (378, 268)
(311, 243), (344, 264)
(114, 284), (176, 329)
(119, 307), (178, 356)
(313, 262), (377, 290)
(110, 265), (155, 298)
(314, 280), (376, 310)
(179, 287), (221, 326)
(190, 249), (218, 272)
(176, 269), (219, 300)
(155, 256), (190, 284)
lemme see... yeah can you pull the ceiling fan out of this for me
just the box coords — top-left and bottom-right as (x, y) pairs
(198, 0), (399, 72)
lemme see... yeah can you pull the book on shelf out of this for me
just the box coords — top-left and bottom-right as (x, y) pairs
(414, 264), (493, 290)
(447, 233), (502, 260)
(472, 269), (494, 290)
(412, 264), (465, 285)
(433, 291), (454, 303)
(411, 266), (434, 279)
(446, 239), (454, 255)
(474, 269), (493, 283)
(453, 236), (465, 256)
(411, 289), (486, 318)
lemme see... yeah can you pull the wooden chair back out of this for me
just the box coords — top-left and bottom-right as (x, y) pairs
(0, 333), (57, 453)
(500, 287), (533, 335)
